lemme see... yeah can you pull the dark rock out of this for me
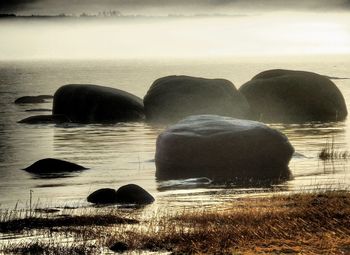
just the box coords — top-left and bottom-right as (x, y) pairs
(53, 84), (144, 123)
(239, 69), (347, 122)
(115, 184), (155, 205)
(87, 184), (154, 205)
(155, 115), (294, 181)
(109, 242), (128, 253)
(15, 96), (46, 104)
(18, 114), (70, 124)
(23, 158), (87, 174)
(87, 188), (119, 204)
(143, 75), (250, 123)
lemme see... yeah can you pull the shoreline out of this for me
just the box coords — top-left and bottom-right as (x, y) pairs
(0, 190), (349, 254)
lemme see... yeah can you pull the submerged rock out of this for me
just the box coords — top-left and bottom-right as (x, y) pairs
(18, 114), (70, 124)
(239, 69), (347, 122)
(143, 75), (250, 123)
(15, 96), (45, 104)
(87, 188), (119, 204)
(23, 158), (87, 174)
(53, 84), (144, 123)
(14, 95), (53, 104)
(155, 115), (294, 181)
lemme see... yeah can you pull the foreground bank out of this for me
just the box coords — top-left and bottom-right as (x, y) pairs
(0, 190), (349, 254)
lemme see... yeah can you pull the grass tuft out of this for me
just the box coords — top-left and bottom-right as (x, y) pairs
(318, 137), (350, 160)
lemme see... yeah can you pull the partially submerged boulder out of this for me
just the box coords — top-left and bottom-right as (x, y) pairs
(115, 184), (155, 204)
(53, 84), (144, 123)
(143, 75), (250, 123)
(239, 69), (347, 122)
(23, 158), (87, 174)
(87, 184), (154, 205)
(18, 114), (70, 124)
(87, 188), (119, 204)
(155, 115), (294, 181)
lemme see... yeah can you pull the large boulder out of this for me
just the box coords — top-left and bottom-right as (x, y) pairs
(239, 69), (347, 122)
(53, 84), (144, 123)
(143, 75), (250, 123)
(155, 115), (294, 181)
(23, 158), (87, 174)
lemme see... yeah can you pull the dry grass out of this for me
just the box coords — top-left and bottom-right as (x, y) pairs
(113, 191), (350, 254)
(1, 191), (350, 254)
(7, 241), (100, 255)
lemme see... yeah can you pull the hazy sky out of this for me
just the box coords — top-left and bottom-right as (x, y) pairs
(1, 0), (350, 14)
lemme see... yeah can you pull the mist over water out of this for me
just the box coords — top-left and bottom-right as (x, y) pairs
(1, 12), (350, 60)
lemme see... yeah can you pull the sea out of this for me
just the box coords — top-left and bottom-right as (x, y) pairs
(0, 57), (349, 210)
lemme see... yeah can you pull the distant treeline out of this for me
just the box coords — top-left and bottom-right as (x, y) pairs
(0, 11), (243, 20)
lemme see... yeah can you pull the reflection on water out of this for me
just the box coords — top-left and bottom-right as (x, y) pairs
(0, 58), (349, 210)
(29, 172), (85, 179)
(157, 177), (213, 191)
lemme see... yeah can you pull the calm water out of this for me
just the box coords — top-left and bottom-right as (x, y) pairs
(0, 57), (349, 210)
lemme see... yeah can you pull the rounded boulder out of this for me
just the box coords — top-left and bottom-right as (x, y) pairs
(53, 84), (144, 123)
(143, 75), (250, 123)
(115, 184), (155, 205)
(239, 69), (347, 122)
(155, 115), (294, 181)
(87, 188), (119, 204)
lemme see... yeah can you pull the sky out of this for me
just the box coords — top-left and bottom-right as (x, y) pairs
(1, 0), (350, 15)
